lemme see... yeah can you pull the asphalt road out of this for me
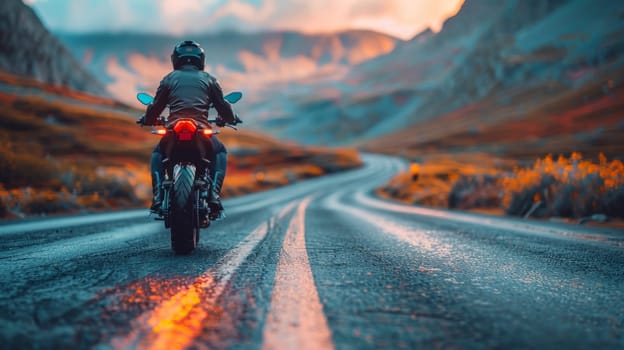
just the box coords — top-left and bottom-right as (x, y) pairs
(1, 154), (623, 349)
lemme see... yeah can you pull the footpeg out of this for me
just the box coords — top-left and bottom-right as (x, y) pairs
(209, 210), (226, 221)
(150, 211), (165, 220)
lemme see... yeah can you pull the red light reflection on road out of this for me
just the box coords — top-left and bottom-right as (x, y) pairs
(97, 276), (194, 316)
(140, 275), (224, 350)
(105, 273), (232, 350)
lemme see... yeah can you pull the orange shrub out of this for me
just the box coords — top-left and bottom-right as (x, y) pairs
(502, 153), (624, 218)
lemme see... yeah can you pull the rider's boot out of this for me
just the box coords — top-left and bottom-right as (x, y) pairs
(208, 170), (225, 220)
(150, 150), (164, 217)
(208, 151), (227, 220)
(150, 171), (163, 216)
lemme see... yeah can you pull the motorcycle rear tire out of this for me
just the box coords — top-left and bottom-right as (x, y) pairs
(170, 165), (199, 254)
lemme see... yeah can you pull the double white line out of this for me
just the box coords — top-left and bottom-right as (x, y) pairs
(111, 197), (333, 350)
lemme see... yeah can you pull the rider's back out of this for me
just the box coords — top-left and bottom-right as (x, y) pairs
(162, 65), (216, 116)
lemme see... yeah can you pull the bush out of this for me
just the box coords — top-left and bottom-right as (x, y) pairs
(502, 153), (624, 219)
(448, 174), (502, 209)
(22, 191), (77, 215)
(79, 175), (137, 202)
(58, 166), (138, 202)
(0, 140), (55, 188)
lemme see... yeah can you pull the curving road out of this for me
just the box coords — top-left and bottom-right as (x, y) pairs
(0, 155), (623, 349)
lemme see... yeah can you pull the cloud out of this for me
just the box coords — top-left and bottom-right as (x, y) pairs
(103, 48), (348, 107)
(260, 0), (465, 38)
(29, 0), (464, 39)
(106, 56), (143, 103)
(210, 0), (276, 23)
(159, 0), (220, 34)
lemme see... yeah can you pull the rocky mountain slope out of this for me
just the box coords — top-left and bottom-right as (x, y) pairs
(0, 0), (106, 95)
(267, 0), (624, 151)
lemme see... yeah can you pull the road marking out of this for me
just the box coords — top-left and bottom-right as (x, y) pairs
(0, 154), (394, 236)
(262, 196), (334, 350)
(226, 159), (387, 217)
(110, 201), (297, 350)
(353, 191), (624, 247)
(0, 222), (161, 263)
(324, 192), (454, 258)
(0, 210), (147, 235)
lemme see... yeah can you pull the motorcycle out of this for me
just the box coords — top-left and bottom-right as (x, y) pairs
(136, 91), (243, 254)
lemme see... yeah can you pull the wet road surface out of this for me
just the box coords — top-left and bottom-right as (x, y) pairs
(0, 155), (623, 349)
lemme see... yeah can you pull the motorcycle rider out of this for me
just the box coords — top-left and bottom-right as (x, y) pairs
(138, 40), (239, 219)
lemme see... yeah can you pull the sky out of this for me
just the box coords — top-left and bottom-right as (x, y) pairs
(25, 0), (464, 40)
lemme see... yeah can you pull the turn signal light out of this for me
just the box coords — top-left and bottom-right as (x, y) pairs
(202, 129), (214, 137)
(153, 129), (167, 135)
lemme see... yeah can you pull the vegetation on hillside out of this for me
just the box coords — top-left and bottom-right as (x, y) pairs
(0, 91), (151, 218)
(378, 154), (508, 208)
(0, 89), (362, 219)
(379, 153), (624, 222)
(501, 153), (624, 219)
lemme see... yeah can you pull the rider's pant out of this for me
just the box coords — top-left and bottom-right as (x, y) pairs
(150, 135), (227, 189)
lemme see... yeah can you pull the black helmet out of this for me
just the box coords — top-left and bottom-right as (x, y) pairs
(171, 40), (205, 70)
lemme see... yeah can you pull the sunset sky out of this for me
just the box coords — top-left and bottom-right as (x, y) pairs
(25, 0), (465, 40)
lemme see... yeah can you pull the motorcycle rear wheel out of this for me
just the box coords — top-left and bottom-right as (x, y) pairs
(170, 165), (199, 254)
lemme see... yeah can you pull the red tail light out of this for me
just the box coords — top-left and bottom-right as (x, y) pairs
(173, 120), (197, 141)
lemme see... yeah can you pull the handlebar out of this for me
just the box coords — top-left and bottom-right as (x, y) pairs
(208, 115), (243, 130)
(138, 116), (243, 129)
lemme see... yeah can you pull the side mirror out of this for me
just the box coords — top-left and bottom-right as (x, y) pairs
(224, 91), (242, 104)
(137, 93), (154, 105)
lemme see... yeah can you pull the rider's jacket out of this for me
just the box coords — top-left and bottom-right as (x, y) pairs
(144, 65), (235, 125)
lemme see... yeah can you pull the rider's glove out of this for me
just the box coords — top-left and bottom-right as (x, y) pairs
(215, 117), (226, 127)
(234, 114), (243, 125)
(136, 115), (146, 125)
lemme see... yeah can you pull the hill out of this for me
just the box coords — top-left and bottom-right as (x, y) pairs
(0, 73), (360, 218)
(0, 0), (106, 95)
(267, 0), (624, 155)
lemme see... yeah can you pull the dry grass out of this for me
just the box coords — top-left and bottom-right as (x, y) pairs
(0, 89), (154, 217)
(0, 87), (362, 218)
(379, 153), (624, 221)
(502, 153), (624, 219)
(378, 153), (509, 207)
(370, 66), (623, 225)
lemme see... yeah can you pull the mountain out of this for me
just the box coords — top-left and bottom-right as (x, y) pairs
(268, 0), (624, 156)
(57, 30), (400, 104)
(0, 0), (106, 95)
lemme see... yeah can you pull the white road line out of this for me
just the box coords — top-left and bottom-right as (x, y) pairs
(0, 154), (395, 236)
(353, 191), (624, 245)
(0, 210), (147, 235)
(227, 159), (387, 217)
(0, 222), (162, 263)
(110, 201), (298, 350)
(324, 192), (454, 259)
(262, 197), (334, 350)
